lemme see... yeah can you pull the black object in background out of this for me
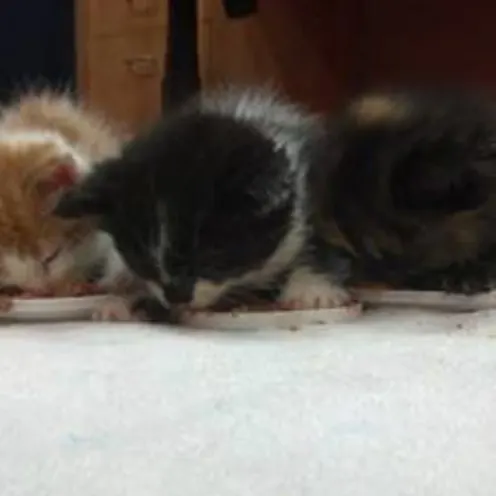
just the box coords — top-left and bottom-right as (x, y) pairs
(163, 0), (200, 111)
(0, 1), (75, 103)
(222, 0), (258, 18)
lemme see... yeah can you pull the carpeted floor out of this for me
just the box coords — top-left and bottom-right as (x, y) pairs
(1, 307), (496, 496)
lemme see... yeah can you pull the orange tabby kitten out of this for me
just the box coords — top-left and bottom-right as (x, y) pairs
(0, 91), (129, 311)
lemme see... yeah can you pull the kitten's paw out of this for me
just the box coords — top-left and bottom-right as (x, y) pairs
(0, 297), (13, 313)
(279, 268), (351, 310)
(407, 266), (493, 295)
(92, 296), (138, 322)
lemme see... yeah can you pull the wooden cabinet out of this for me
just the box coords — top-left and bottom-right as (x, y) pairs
(198, 0), (496, 112)
(76, 0), (166, 130)
(198, 0), (282, 91)
(358, 1), (496, 93)
(84, 0), (166, 36)
(197, 0), (358, 113)
(77, 0), (354, 128)
(78, 0), (496, 126)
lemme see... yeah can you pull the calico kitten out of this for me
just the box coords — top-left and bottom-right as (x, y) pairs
(309, 88), (496, 294)
(55, 87), (351, 316)
(0, 91), (129, 302)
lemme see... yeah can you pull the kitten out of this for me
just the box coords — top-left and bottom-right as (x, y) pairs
(309, 87), (496, 294)
(54, 87), (351, 317)
(0, 91), (129, 305)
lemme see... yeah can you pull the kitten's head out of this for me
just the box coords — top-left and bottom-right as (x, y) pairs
(0, 131), (95, 292)
(55, 111), (304, 309)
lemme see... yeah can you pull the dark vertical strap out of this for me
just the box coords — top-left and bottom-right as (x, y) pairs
(162, 0), (201, 111)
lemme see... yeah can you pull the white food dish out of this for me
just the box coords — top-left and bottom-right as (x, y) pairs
(0, 295), (109, 322)
(181, 302), (363, 331)
(355, 288), (496, 312)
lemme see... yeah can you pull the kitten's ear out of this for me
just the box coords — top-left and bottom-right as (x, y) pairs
(31, 156), (84, 215)
(37, 161), (79, 198)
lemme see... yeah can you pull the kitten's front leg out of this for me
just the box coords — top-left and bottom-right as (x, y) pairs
(279, 266), (352, 309)
(91, 295), (138, 322)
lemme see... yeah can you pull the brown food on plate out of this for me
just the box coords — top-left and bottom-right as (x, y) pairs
(190, 297), (358, 314)
(0, 282), (105, 299)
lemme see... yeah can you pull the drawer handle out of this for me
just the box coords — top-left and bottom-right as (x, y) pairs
(127, 0), (157, 15)
(125, 56), (160, 77)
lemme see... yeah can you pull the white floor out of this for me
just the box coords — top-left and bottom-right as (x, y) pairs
(1, 308), (496, 496)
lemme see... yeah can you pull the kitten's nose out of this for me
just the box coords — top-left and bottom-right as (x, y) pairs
(164, 279), (194, 305)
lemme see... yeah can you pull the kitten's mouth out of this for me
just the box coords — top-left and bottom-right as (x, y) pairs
(184, 290), (277, 313)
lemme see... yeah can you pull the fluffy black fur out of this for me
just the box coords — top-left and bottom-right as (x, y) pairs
(54, 89), (350, 316)
(309, 88), (496, 293)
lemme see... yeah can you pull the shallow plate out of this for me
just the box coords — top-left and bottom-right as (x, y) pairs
(181, 302), (363, 331)
(0, 295), (109, 322)
(355, 288), (496, 312)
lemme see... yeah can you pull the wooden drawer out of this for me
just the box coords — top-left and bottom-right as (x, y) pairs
(82, 0), (167, 37)
(82, 31), (165, 129)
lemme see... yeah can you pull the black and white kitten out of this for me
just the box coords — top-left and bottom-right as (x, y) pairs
(54, 88), (351, 316)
